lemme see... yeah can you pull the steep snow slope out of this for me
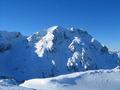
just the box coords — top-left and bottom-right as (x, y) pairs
(21, 68), (120, 90)
(27, 32), (41, 44)
(34, 26), (119, 74)
(117, 51), (120, 57)
(0, 31), (43, 82)
(0, 26), (119, 82)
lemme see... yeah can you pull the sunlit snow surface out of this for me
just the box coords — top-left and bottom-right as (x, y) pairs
(0, 27), (120, 90)
(0, 85), (34, 90)
(0, 26), (119, 81)
(0, 79), (34, 90)
(21, 68), (120, 90)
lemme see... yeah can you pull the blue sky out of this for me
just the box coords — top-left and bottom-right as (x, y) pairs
(0, 0), (120, 50)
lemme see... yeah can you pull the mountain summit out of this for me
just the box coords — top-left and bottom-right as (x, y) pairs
(0, 26), (119, 82)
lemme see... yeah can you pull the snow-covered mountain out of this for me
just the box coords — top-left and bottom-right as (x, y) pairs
(0, 26), (119, 83)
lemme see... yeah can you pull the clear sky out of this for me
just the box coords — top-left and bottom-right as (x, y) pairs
(0, 0), (120, 50)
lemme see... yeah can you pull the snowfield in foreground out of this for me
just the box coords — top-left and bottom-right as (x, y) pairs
(0, 79), (34, 90)
(21, 67), (120, 90)
(0, 85), (34, 90)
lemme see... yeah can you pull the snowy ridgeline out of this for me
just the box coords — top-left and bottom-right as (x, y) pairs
(0, 26), (119, 82)
(20, 68), (120, 90)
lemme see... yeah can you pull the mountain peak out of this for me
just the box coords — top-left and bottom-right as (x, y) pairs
(47, 26), (62, 33)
